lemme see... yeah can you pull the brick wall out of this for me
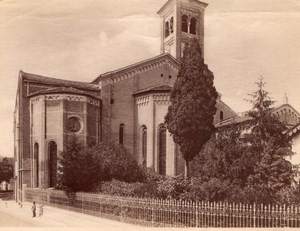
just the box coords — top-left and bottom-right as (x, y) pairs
(102, 63), (178, 156)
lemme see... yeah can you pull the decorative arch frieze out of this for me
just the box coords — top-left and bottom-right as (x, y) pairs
(272, 105), (300, 123)
(66, 95), (84, 102)
(87, 98), (100, 106)
(31, 96), (40, 104)
(181, 6), (200, 18)
(153, 94), (171, 105)
(45, 95), (60, 101)
(136, 96), (150, 107)
(34, 94), (99, 106)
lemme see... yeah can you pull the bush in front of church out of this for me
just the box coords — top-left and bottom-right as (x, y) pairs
(58, 137), (146, 193)
(94, 167), (164, 197)
(99, 180), (154, 197)
(58, 135), (101, 193)
(90, 142), (147, 183)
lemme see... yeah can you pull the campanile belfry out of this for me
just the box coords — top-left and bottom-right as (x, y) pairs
(157, 0), (207, 61)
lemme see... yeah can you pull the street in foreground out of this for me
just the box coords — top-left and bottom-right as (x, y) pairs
(0, 200), (139, 229)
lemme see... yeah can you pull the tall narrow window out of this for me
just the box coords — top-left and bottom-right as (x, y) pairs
(142, 126), (147, 166)
(165, 21), (170, 38)
(190, 17), (197, 35)
(220, 111), (224, 121)
(170, 17), (174, 34)
(182, 15), (188, 33)
(34, 143), (39, 188)
(49, 141), (57, 188)
(119, 123), (124, 145)
(158, 124), (167, 175)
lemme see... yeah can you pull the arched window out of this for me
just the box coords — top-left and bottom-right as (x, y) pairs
(158, 124), (167, 175)
(182, 15), (188, 33)
(170, 17), (174, 34)
(220, 111), (224, 121)
(48, 141), (57, 188)
(34, 143), (39, 188)
(119, 123), (124, 145)
(165, 21), (170, 38)
(142, 126), (147, 166)
(190, 17), (197, 35)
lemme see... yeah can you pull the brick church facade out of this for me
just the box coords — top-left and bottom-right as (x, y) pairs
(14, 0), (300, 202)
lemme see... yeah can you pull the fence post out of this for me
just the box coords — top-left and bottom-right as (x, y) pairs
(120, 197), (123, 222)
(283, 204), (286, 227)
(253, 203), (256, 228)
(195, 201), (199, 227)
(291, 204), (294, 227)
(151, 199), (155, 226)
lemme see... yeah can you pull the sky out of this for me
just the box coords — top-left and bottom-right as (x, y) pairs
(0, 0), (299, 157)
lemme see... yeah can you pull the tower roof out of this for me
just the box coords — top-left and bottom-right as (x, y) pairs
(157, 0), (208, 15)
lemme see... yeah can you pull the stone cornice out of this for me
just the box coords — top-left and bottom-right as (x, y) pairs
(30, 94), (100, 106)
(158, 0), (208, 15)
(272, 104), (300, 122)
(181, 5), (201, 17)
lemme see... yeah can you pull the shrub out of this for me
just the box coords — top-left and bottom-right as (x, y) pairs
(276, 183), (300, 205)
(90, 142), (147, 183)
(156, 175), (191, 199)
(58, 135), (101, 192)
(59, 139), (146, 193)
(99, 180), (155, 198)
(92, 167), (163, 198)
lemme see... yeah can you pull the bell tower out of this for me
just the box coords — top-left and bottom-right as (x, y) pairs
(157, 0), (208, 61)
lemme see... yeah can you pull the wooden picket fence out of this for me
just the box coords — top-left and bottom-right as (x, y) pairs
(24, 188), (300, 228)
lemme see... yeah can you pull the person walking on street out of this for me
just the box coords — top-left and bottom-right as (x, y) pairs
(32, 201), (36, 217)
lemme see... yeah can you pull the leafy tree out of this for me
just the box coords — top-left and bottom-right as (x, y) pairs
(192, 128), (252, 187)
(165, 38), (218, 177)
(192, 78), (296, 204)
(0, 162), (13, 182)
(244, 78), (294, 195)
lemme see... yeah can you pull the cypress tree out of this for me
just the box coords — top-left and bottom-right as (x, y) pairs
(165, 38), (218, 177)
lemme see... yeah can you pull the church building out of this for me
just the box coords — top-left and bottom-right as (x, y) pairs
(13, 0), (300, 203)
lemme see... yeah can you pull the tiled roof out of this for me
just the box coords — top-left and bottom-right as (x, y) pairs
(29, 86), (100, 99)
(216, 105), (300, 138)
(133, 84), (172, 96)
(91, 53), (179, 84)
(20, 71), (99, 91)
(215, 114), (251, 128)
